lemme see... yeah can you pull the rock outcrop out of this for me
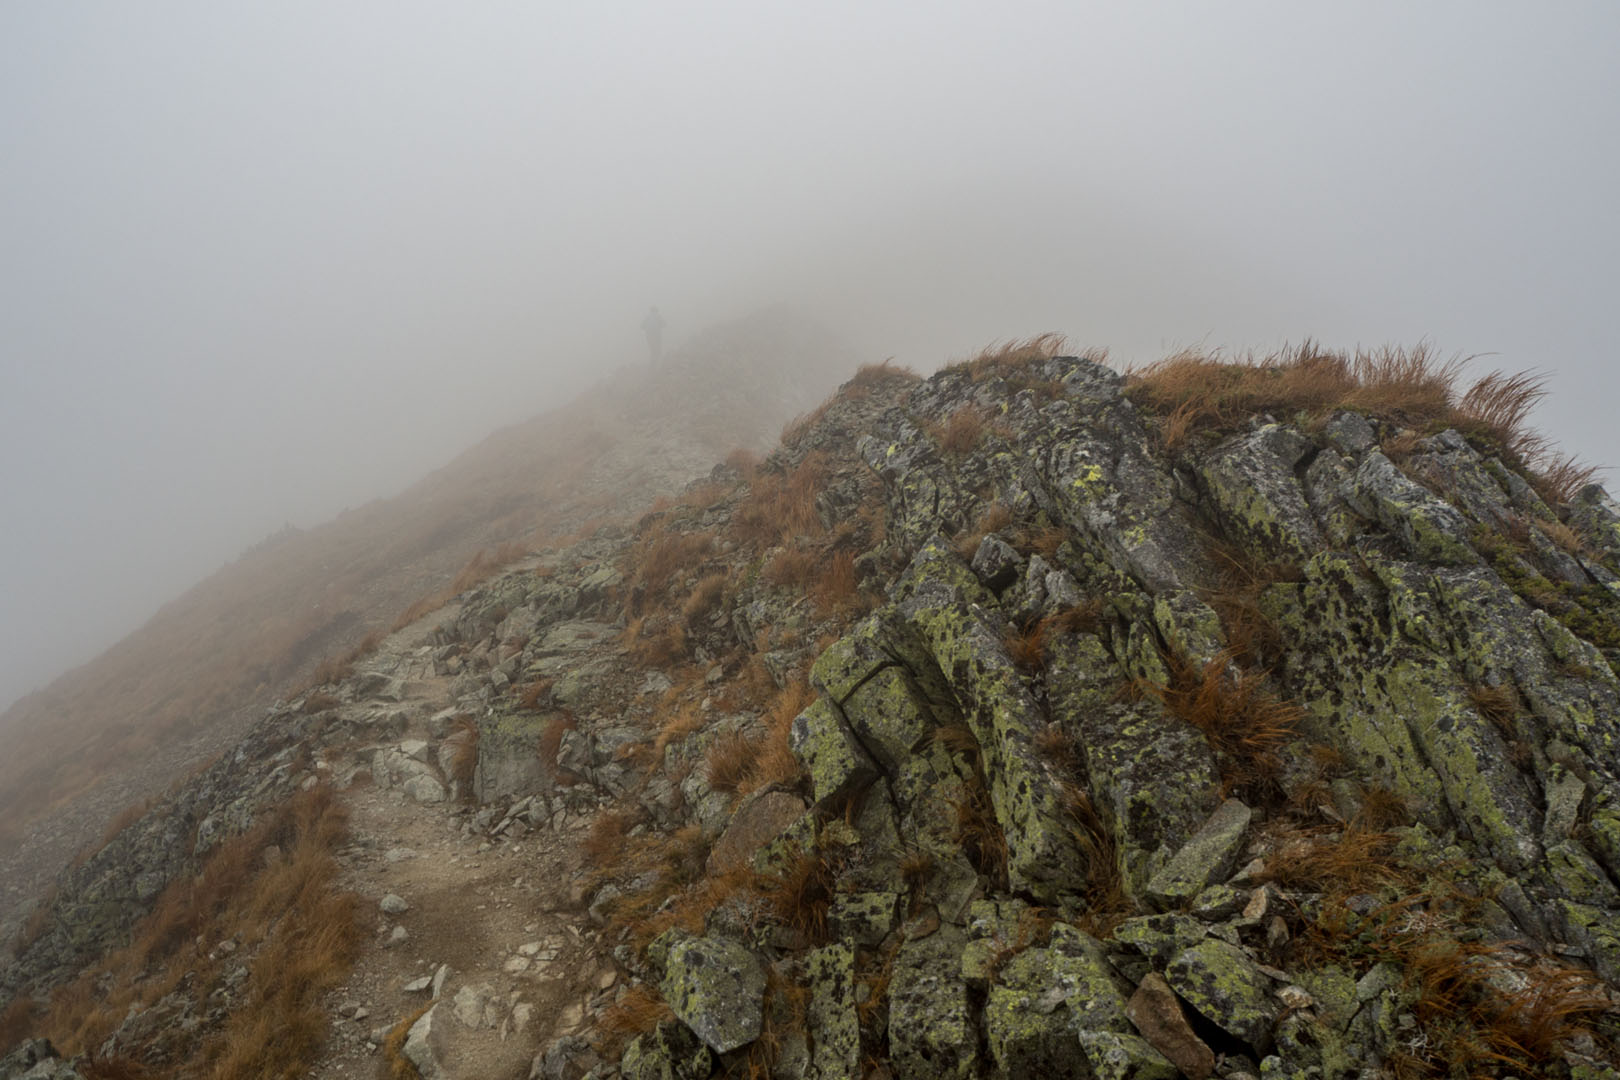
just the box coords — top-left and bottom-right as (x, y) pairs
(9, 347), (1620, 1078)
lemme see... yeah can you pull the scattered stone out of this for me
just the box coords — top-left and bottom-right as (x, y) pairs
(379, 893), (409, 915)
(452, 982), (502, 1030)
(1126, 973), (1216, 1080)
(403, 1005), (449, 1080)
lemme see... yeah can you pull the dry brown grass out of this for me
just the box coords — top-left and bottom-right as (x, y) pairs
(650, 698), (709, 761)
(1125, 344), (1599, 503)
(931, 726), (1009, 889)
(624, 616), (687, 669)
(951, 333), (1069, 381)
(516, 677), (553, 711)
(1466, 682), (1520, 739)
(447, 715), (479, 798)
(1263, 823), (1613, 1077)
(0, 996), (36, 1049)
(593, 983), (674, 1056)
(631, 530), (715, 610)
(762, 548), (819, 590)
(380, 1002), (432, 1079)
(37, 787), (359, 1076)
(300, 690), (342, 715)
(761, 851), (836, 943)
(1138, 651), (1301, 797)
(584, 806), (645, 863)
(1005, 604), (1106, 673)
(704, 729), (758, 795)
(931, 407), (986, 456)
(1201, 539), (1303, 668)
(682, 573), (729, 624)
(953, 503), (1016, 559)
(731, 453), (828, 549)
(811, 551), (862, 616)
(847, 358), (920, 389)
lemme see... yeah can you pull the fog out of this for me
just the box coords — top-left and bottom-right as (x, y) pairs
(3, 2), (1618, 710)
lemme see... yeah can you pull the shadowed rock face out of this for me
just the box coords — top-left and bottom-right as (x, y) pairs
(15, 349), (1620, 1077)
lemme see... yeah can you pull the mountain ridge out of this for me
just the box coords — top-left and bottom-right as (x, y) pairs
(8, 339), (1620, 1079)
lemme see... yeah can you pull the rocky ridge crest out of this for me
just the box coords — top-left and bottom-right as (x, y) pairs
(9, 347), (1620, 1078)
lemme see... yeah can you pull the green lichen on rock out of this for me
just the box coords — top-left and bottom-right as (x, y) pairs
(659, 935), (767, 1053)
(983, 923), (1132, 1079)
(1144, 798), (1252, 910)
(806, 943), (860, 1080)
(620, 1018), (715, 1080)
(1164, 938), (1279, 1051)
(787, 696), (879, 812)
(888, 926), (978, 1080)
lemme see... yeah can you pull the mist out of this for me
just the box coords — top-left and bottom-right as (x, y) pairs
(3, 1), (1618, 711)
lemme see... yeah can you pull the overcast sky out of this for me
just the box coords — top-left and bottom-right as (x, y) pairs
(3, 1), (1618, 710)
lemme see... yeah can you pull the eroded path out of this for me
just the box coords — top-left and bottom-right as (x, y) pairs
(309, 600), (615, 1080)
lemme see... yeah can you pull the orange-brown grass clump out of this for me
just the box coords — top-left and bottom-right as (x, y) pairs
(930, 407), (986, 456)
(731, 453), (828, 549)
(650, 697), (709, 762)
(623, 615), (687, 669)
(950, 333), (1069, 382)
(380, 1002), (433, 1080)
(1138, 651), (1300, 797)
(1466, 682), (1520, 739)
(630, 529), (715, 613)
(953, 503), (1016, 560)
(725, 446), (761, 480)
(516, 677), (553, 711)
(762, 548), (819, 591)
(761, 851), (836, 944)
(846, 358), (920, 391)
(584, 806), (645, 863)
(447, 715), (479, 798)
(809, 551), (860, 616)
(39, 786), (360, 1077)
(300, 690), (342, 715)
(704, 729), (758, 795)
(0, 996), (36, 1050)
(682, 573), (729, 624)
(1005, 604), (1107, 673)
(931, 725), (1010, 890)
(593, 983), (674, 1056)
(1125, 343), (1599, 503)
(1262, 824), (1611, 1077)
(1200, 539), (1303, 669)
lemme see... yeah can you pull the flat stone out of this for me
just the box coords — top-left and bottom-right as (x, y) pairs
(380, 893), (410, 915)
(1126, 973), (1216, 1080)
(1145, 798), (1252, 910)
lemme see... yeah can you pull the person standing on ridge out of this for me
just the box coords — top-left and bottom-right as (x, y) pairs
(641, 306), (665, 365)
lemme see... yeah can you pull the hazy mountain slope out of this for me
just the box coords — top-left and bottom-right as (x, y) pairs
(0, 310), (857, 905)
(8, 343), (1620, 1078)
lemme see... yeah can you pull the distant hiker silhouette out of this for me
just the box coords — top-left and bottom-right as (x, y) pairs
(641, 306), (665, 365)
